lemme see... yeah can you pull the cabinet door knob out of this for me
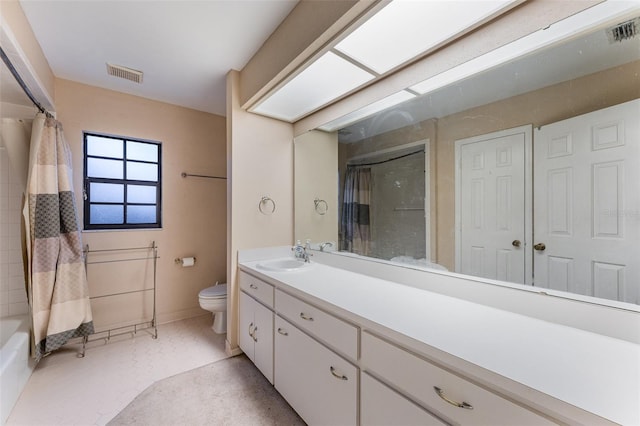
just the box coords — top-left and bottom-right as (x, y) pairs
(300, 312), (314, 321)
(248, 322), (254, 338)
(434, 386), (473, 410)
(329, 366), (348, 381)
(253, 326), (258, 342)
(277, 328), (288, 336)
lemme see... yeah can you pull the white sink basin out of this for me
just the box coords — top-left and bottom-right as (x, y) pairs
(256, 258), (310, 272)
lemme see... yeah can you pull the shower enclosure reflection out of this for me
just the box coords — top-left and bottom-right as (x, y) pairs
(339, 141), (436, 268)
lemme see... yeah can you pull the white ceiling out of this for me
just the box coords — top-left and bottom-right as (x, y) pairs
(16, 0), (298, 117)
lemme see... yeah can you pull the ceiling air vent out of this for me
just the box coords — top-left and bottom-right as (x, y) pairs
(106, 63), (143, 84)
(606, 17), (639, 43)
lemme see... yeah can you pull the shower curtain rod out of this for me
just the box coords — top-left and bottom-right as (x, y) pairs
(0, 46), (53, 119)
(347, 149), (425, 168)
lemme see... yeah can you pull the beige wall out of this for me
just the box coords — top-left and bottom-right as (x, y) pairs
(55, 78), (227, 329)
(227, 70), (293, 354)
(294, 130), (338, 246)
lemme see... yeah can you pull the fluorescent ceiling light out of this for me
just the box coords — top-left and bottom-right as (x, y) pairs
(253, 51), (374, 122)
(410, 0), (640, 95)
(318, 90), (416, 132)
(335, 0), (518, 75)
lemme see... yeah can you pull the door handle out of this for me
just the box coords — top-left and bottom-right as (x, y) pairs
(534, 243), (546, 251)
(512, 240), (521, 248)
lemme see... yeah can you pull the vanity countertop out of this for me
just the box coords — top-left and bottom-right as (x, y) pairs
(239, 253), (640, 425)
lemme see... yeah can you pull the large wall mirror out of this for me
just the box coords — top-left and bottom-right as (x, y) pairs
(294, 4), (640, 308)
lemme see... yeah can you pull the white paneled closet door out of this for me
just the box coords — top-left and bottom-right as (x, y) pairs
(456, 125), (532, 284)
(533, 99), (640, 304)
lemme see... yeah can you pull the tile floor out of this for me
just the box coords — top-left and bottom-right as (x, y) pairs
(7, 314), (229, 426)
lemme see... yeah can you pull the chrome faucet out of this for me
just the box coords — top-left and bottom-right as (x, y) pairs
(319, 242), (333, 252)
(292, 241), (311, 262)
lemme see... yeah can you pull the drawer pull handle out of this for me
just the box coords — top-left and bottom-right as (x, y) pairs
(300, 312), (314, 321)
(253, 326), (258, 342)
(434, 387), (473, 410)
(249, 284), (258, 290)
(248, 322), (255, 338)
(329, 366), (348, 381)
(277, 328), (289, 336)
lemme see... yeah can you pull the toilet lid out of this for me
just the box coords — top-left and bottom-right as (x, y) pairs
(199, 283), (227, 298)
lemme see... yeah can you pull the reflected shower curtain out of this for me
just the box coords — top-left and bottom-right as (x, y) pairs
(24, 114), (93, 360)
(340, 167), (371, 256)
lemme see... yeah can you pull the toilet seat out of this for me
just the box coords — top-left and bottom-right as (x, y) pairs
(199, 284), (227, 299)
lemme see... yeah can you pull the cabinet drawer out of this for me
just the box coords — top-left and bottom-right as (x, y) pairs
(239, 271), (274, 308)
(276, 289), (358, 360)
(362, 332), (555, 425)
(361, 372), (446, 426)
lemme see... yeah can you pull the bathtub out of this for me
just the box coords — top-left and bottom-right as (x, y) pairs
(0, 315), (34, 425)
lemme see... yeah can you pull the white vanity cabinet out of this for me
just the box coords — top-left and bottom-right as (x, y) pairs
(274, 315), (358, 425)
(361, 332), (555, 425)
(238, 252), (636, 426)
(238, 272), (274, 383)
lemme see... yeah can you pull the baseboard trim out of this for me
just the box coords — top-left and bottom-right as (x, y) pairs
(225, 339), (243, 357)
(157, 307), (208, 325)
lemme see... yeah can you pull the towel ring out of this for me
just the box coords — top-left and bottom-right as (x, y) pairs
(314, 198), (328, 215)
(259, 196), (276, 215)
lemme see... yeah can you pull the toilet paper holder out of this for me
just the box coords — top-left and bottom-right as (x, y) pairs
(175, 257), (197, 266)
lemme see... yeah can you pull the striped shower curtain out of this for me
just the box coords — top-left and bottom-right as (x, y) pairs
(24, 114), (93, 360)
(340, 167), (371, 256)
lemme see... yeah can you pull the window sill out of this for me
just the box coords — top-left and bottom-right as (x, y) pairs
(82, 227), (163, 233)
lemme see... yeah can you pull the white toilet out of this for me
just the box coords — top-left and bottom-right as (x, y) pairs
(198, 283), (227, 334)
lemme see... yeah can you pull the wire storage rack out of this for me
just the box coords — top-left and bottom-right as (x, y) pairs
(79, 241), (158, 357)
